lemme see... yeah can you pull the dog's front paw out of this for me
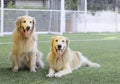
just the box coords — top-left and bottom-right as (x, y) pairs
(46, 73), (54, 77)
(12, 66), (18, 72)
(54, 72), (63, 77)
(30, 69), (36, 72)
(12, 68), (18, 72)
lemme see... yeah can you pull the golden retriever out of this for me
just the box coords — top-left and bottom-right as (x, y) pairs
(9, 15), (44, 72)
(46, 36), (100, 77)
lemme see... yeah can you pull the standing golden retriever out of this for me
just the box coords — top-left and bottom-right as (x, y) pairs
(9, 15), (44, 72)
(46, 36), (100, 77)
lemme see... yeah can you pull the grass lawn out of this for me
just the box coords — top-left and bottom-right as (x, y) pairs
(0, 33), (120, 84)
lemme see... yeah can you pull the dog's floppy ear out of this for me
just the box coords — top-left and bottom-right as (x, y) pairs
(50, 36), (56, 51)
(50, 36), (55, 48)
(15, 16), (22, 29)
(32, 17), (36, 29)
(66, 37), (70, 46)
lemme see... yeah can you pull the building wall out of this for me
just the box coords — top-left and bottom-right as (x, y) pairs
(16, 0), (49, 8)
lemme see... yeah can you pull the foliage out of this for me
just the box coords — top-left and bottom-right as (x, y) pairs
(7, 0), (16, 8)
(4, 0), (120, 11)
(65, 0), (80, 10)
(22, 6), (47, 10)
(87, 0), (118, 11)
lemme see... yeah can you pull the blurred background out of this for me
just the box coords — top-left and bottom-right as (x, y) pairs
(0, 0), (120, 36)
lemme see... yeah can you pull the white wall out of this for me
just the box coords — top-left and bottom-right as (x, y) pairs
(77, 11), (120, 32)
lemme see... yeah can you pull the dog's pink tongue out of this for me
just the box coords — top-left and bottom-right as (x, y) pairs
(58, 50), (62, 56)
(24, 31), (30, 38)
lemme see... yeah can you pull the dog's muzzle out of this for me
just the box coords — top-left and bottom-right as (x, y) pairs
(23, 26), (31, 32)
(19, 26), (32, 38)
(55, 44), (64, 56)
(58, 45), (62, 50)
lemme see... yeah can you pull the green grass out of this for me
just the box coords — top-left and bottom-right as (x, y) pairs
(0, 33), (120, 84)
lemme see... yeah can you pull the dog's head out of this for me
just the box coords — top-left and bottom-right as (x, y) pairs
(50, 36), (70, 57)
(15, 15), (36, 38)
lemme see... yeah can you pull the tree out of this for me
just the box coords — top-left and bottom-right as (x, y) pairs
(87, 0), (118, 11)
(65, 0), (80, 10)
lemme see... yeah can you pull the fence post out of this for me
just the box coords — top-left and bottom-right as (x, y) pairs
(0, 0), (4, 37)
(115, 7), (118, 32)
(60, 0), (65, 35)
(26, 10), (28, 15)
(84, 0), (87, 33)
(115, 0), (118, 32)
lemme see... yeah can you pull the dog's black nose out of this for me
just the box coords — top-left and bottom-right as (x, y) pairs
(58, 45), (62, 50)
(26, 26), (30, 31)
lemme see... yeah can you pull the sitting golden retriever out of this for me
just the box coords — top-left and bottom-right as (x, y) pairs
(46, 36), (100, 77)
(9, 15), (44, 72)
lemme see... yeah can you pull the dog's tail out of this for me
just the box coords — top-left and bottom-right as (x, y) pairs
(76, 51), (100, 68)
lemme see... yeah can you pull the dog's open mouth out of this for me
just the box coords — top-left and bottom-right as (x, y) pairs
(55, 47), (65, 57)
(19, 27), (31, 38)
(23, 26), (32, 38)
(57, 50), (62, 56)
(24, 30), (31, 38)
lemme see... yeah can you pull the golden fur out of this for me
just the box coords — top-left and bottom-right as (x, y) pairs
(9, 15), (44, 72)
(46, 36), (100, 77)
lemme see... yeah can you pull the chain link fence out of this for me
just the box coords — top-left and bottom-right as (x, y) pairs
(1, 0), (120, 36)
(3, 9), (60, 34)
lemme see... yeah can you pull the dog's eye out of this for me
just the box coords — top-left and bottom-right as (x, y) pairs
(55, 40), (58, 42)
(62, 40), (65, 42)
(23, 20), (26, 23)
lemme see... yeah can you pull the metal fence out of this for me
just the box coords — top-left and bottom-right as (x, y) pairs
(3, 9), (61, 34)
(1, 0), (120, 36)
(0, 0), (67, 36)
